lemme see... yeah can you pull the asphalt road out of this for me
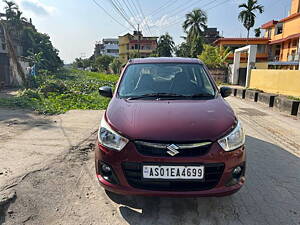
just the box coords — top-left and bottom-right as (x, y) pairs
(1, 97), (300, 225)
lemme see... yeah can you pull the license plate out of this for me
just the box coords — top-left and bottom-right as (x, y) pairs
(143, 165), (204, 180)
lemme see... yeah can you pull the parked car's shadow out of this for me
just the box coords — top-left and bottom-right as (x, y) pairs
(106, 136), (300, 225)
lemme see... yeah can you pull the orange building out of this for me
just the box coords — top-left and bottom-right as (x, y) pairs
(214, 38), (269, 63)
(214, 0), (300, 70)
(261, 0), (300, 69)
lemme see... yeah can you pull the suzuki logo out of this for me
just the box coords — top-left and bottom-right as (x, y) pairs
(166, 144), (180, 156)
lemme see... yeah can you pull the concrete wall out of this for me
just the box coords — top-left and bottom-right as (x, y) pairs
(249, 69), (300, 96)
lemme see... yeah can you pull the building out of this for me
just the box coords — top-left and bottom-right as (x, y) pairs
(203, 28), (222, 44)
(118, 31), (158, 63)
(261, 0), (300, 69)
(0, 22), (28, 87)
(94, 38), (119, 57)
(214, 38), (269, 64)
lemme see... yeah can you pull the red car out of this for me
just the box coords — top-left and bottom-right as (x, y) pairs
(95, 57), (246, 197)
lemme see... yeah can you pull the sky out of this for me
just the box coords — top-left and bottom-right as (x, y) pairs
(1, 0), (292, 63)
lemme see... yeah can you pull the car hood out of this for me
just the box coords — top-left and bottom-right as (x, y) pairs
(106, 96), (236, 142)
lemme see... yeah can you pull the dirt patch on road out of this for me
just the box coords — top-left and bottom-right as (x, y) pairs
(0, 134), (123, 225)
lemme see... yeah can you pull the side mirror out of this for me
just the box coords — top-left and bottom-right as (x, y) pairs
(220, 87), (232, 98)
(99, 86), (113, 98)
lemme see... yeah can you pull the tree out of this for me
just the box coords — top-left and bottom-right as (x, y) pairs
(182, 9), (207, 58)
(238, 0), (264, 39)
(157, 33), (175, 57)
(183, 9), (207, 42)
(190, 36), (203, 58)
(2, 1), (63, 72)
(110, 58), (122, 74)
(129, 51), (140, 59)
(174, 42), (191, 57)
(254, 28), (261, 37)
(95, 55), (114, 72)
(198, 44), (232, 68)
(3, 0), (18, 20)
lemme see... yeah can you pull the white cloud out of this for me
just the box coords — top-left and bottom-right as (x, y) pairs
(15, 0), (56, 16)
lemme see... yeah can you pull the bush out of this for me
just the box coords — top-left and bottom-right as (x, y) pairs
(39, 80), (68, 96)
(0, 69), (119, 114)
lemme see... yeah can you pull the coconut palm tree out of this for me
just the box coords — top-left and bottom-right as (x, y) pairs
(238, 0), (264, 39)
(183, 9), (207, 42)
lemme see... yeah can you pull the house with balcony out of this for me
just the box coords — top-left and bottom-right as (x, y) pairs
(214, 37), (270, 68)
(118, 31), (158, 63)
(94, 38), (119, 57)
(261, 0), (300, 69)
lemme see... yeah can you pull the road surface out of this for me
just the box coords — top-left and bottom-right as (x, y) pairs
(0, 97), (300, 225)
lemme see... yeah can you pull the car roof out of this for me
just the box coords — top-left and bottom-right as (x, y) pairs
(128, 57), (203, 64)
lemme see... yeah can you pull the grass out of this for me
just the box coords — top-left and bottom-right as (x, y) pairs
(287, 96), (300, 101)
(0, 69), (119, 114)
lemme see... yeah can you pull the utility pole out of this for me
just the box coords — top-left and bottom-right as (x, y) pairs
(137, 24), (140, 55)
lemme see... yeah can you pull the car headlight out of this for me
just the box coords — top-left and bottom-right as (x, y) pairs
(98, 117), (129, 151)
(218, 121), (245, 152)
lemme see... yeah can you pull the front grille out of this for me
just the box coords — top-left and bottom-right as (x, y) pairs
(134, 141), (212, 157)
(122, 162), (224, 191)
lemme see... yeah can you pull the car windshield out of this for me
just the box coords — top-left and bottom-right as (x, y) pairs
(118, 63), (216, 99)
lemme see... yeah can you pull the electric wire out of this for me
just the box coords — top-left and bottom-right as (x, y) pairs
(91, 0), (129, 28)
(106, 0), (137, 30)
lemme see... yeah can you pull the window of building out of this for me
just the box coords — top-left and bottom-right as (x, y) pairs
(275, 23), (283, 35)
(292, 39), (298, 47)
(267, 29), (272, 38)
(2, 44), (6, 50)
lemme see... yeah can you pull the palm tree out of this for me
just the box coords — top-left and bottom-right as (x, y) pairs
(183, 9), (207, 42)
(238, 0), (264, 39)
(157, 33), (175, 57)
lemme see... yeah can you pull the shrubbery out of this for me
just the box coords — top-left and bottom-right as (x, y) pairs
(0, 69), (119, 114)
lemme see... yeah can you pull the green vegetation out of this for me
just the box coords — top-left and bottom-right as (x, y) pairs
(198, 45), (232, 68)
(175, 9), (207, 58)
(157, 33), (175, 57)
(3, 1), (63, 72)
(238, 0), (264, 39)
(110, 58), (122, 74)
(73, 55), (123, 74)
(287, 96), (300, 101)
(0, 69), (119, 114)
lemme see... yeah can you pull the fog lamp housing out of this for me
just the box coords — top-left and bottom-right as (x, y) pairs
(98, 162), (119, 185)
(101, 164), (112, 174)
(232, 166), (243, 179)
(225, 163), (246, 187)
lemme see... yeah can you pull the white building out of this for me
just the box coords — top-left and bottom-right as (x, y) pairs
(94, 38), (119, 57)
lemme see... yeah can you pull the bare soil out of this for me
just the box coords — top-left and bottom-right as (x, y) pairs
(1, 97), (300, 225)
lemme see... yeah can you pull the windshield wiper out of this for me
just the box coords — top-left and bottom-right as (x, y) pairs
(190, 93), (215, 98)
(126, 93), (187, 100)
(125, 92), (215, 100)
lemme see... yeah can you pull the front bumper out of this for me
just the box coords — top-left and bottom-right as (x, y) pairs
(95, 141), (246, 197)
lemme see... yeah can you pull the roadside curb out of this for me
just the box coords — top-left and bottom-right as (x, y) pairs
(230, 87), (300, 117)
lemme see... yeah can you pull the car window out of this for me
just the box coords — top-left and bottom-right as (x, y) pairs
(118, 63), (215, 98)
